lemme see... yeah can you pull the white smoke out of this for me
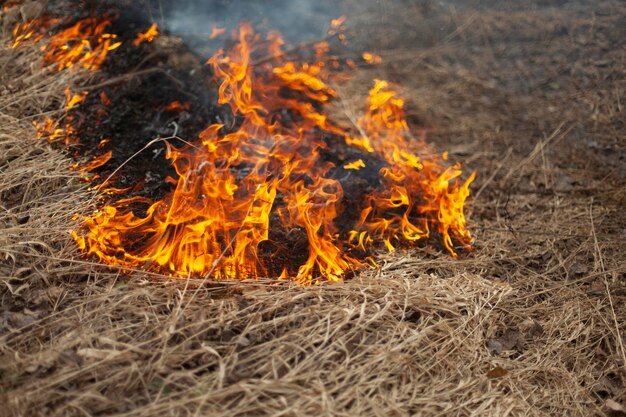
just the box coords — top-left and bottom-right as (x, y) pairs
(152, 0), (348, 56)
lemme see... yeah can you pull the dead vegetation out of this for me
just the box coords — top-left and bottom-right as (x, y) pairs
(1, 1), (625, 416)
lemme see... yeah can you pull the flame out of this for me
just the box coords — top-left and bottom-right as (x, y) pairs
(162, 101), (191, 112)
(34, 117), (78, 145)
(65, 88), (88, 109)
(362, 52), (382, 65)
(16, 16), (125, 146)
(36, 88), (90, 145)
(330, 16), (347, 29)
(344, 160), (366, 170)
(40, 17), (121, 71)
(34, 118), (65, 142)
(352, 80), (475, 255)
(134, 23), (158, 46)
(77, 151), (113, 173)
(10, 17), (62, 48)
(11, 14), (474, 283)
(10, 15), (121, 71)
(72, 24), (475, 283)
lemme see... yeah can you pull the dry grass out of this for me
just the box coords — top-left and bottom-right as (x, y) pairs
(1, 1), (625, 416)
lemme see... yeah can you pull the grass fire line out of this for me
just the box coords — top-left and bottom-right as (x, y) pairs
(10, 12), (475, 284)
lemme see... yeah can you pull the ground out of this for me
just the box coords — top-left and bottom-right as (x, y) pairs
(0, 0), (625, 416)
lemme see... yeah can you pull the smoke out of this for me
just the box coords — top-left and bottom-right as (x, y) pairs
(150, 0), (505, 58)
(149, 0), (351, 56)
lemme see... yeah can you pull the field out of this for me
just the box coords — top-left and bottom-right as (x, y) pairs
(1, 1), (625, 415)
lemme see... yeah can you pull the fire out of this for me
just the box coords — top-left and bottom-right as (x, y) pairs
(362, 52), (382, 65)
(65, 88), (88, 108)
(41, 17), (121, 71)
(134, 23), (158, 46)
(77, 151), (113, 173)
(12, 14), (475, 283)
(74, 24), (475, 283)
(328, 16), (347, 35)
(10, 17), (61, 48)
(162, 101), (191, 112)
(343, 160), (366, 170)
(34, 117), (78, 145)
(351, 80), (475, 255)
(9, 14), (121, 71)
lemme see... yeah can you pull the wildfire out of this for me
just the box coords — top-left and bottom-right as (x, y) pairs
(75, 24), (475, 283)
(12, 11), (475, 284)
(134, 23), (158, 46)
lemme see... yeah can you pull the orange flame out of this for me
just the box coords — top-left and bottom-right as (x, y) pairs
(331, 16), (347, 28)
(15, 16), (125, 146)
(352, 80), (475, 255)
(100, 91), (112, 106)
(362, 52), (382, 64)
(65, 88), (88, 109)
(72, 24), (475, 283)
(42, 17), (121, 71)
(34, 117), (79, 145)
(134, 23), (158, 46)
(11, 15), (121, 72)
(162, 101), (191, 112)
(77, 151), (113, 173)
(10, 17), (62, 48)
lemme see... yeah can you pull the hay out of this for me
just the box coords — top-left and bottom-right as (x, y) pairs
(1, 1), (625, 416)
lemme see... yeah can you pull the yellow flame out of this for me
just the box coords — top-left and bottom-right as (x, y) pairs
(343, 160), (366, 170)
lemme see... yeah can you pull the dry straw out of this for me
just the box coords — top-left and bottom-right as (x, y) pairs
(1, 1), (625, 416)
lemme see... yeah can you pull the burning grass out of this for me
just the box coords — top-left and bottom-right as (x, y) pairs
(6, 4), (476, 284)
(1, 0), (625, 416)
